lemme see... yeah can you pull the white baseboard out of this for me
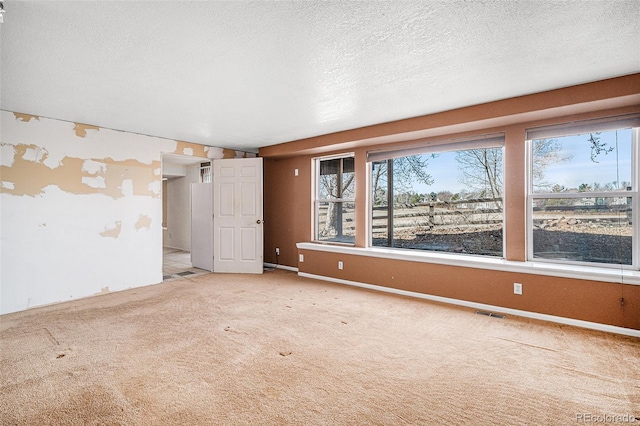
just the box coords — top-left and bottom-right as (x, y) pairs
(298, 272), (640, 338)
(264, 263), (299, 272)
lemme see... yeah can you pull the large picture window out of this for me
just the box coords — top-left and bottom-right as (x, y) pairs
(368, 135), (504, 257)
(315, 155), (355, 244)
(527, 117), (639, 267)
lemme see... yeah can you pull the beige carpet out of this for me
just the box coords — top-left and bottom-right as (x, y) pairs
(1, 270), (638, 425)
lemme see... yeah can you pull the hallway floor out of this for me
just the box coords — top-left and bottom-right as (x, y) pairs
(162, 247), (209, 281)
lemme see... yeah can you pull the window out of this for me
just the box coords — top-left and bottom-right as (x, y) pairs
(200, 162), (212, 183)
(527, 116), (639, 267)
(368, 135), (505, 257)
(315, 155), (355, 244)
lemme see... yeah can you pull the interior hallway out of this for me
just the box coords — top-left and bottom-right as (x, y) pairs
(162, 247), (209, 281)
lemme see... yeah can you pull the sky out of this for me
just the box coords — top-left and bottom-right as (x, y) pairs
(406, 129), (633, 195)
(540, 129), (632, 191)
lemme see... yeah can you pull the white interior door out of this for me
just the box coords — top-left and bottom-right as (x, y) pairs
(191, 182), (214, 272)
(213, 158), (264, 274)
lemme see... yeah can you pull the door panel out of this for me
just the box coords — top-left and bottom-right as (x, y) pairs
(220, 183), (234, 216)
(241, 182), (256, 215)
(213, 158), (263, 273)
(241, 228), (256, 260)
(219, 228), (234, 260)
(191, 183), (213, 272)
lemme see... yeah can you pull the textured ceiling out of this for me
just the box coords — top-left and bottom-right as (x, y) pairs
(1, 1), (638, 152)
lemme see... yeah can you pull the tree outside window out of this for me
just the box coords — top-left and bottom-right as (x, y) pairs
(370, 141), (506, 256)
(529, 125), (637, 267)
(315, 156), (355, 243)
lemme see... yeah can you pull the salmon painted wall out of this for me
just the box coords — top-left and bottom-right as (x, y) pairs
(261, 75), (640, 330)
(296, 250), (640, 330)
(0, 111), (239, 314)
(263, 157), (312, 267)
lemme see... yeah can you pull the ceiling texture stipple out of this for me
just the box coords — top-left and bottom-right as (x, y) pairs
(1, 1), (638, 152)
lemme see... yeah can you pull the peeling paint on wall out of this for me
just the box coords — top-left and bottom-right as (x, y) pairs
(174, 141), (208, 158)
(147, 179), (162, 197)
(74, 123), (100, 138)
(0, 145), (161, 199)
(22, 146), (48, 162)
(13, 112), (40, 122)
(1, 111), (255, 315)
(203, 147), (255, 160)
(0, 143), (17, 167)
(82, 159), (106, 174)
(81, 176), (106, 188)
(1, 110), (166, 315)
(207, 147), (224, 159)
(135, 214), (152, 230)
(121, 179), (134, 197)
(100, 221), (122, 238)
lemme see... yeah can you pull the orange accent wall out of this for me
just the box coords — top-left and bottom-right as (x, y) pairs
(261, 74), (640, 330)
(297, 250), (640, 330)
(264, 157), (313, 267)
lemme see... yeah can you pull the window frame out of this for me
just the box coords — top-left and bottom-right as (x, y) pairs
(313, 153), (356, 245)
(366, 135), (506, 258)
(525, 122), (639, 270)
(200, 161), (212, 183)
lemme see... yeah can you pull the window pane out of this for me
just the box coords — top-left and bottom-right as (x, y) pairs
(532, 197), (633, 265)
(319, 158), (340, 176)
(316, 155), (355, 243)
(389, 196), (503, 256)
(532, 129), (633, 193)
(317, 201), (355, 243)
(318, 159), (339, 199)
(319, 157), (354, 200)
(342, 157), (355, 199)
(371, 161), (389, 246)
(371, 148), (504, 256)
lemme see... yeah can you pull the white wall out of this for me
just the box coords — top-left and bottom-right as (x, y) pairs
(163, 165), (200, 251)
(0, 111), (215, 314)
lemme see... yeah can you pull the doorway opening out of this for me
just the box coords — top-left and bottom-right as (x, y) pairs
(162, 247), (206, 281)
(162, 154), (212, 281)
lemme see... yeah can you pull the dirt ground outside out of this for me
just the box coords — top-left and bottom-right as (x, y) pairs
(371, 204), (632, 264)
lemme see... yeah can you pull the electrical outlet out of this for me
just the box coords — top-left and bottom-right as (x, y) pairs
(514, 283), (523, 295)
(338, 261), (343, 270)
(299, 254), (304, 262)
(294, 168), (299, 176)
(275, 247), (280, 256)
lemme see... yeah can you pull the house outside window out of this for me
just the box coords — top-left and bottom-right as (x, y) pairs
(368, 135), (505, 257)
(527, 116), (639, 268)
(314, 154), (355, 244)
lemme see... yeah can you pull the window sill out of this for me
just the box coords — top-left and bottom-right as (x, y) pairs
(312, 240), (355, 247)
(296, 242), (640, 285)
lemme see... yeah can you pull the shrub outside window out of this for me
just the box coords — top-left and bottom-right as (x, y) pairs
(527, 117), (639, 268)
(368, 135), (505, 257)
(315, 155), (355, 244)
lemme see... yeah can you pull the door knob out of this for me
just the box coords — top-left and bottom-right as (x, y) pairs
(256, 219), (263, 224)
